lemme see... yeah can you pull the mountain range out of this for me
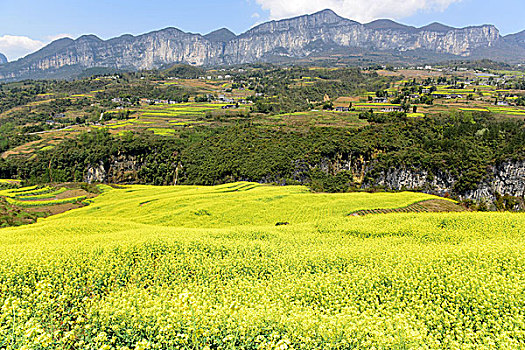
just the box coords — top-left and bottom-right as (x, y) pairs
(1, 9), (524, 81)
(0, 53), (7, 65)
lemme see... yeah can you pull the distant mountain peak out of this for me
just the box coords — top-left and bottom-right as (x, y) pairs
(310, 9), (340, 17)
(204, 28), (237, 42)
(296, 8), (348, 23)
(419, 22), (454, 32)
(365, 19), (416, 31)
(246, 8), (352, 36)
(76, 34), (103, 43)
(43, 37), (75, 48)
(0, 53), (7, 65)
(505, 29), (525, 47)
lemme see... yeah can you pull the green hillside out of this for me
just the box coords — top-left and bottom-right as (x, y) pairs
(1, 183), (524, 348)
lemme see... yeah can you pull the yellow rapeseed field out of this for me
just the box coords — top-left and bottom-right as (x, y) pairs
(0, 182), (524, 349)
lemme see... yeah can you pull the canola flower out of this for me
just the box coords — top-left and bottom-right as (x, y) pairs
(0, 182), (523, 349)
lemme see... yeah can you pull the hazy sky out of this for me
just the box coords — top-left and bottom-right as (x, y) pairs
(0, 0), (524, 61)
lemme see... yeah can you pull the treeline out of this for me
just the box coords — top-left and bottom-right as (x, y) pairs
(0, 81), (50, 113)
(1, 113), (523, 196)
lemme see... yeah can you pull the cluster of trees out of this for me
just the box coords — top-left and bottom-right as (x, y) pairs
(0, 81), (50, 113)
(95, 82), (193, 104)
(238, 66), (393, 114)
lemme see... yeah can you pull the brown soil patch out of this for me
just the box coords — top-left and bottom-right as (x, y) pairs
(55, 189), (93, 200)
(418, 199), (467, 212)
(334, 96), (361, 104)
(26, 203), (85, 216)
(348, 199), (466, 216)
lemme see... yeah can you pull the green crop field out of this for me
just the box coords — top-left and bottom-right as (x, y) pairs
(0, 182), (524, 349)
(139, 103), (234, 119)
(147, 128), (178, 136)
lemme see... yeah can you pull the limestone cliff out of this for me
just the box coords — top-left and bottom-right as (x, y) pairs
(364, 159), (525, 206)
(1, 9), (521, 81)
(84, 150), (524, 209)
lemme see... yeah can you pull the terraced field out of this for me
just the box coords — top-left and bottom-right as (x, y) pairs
(139, 102), (248, 119)
(61, 182), (442, 227)
(1, 182), (524, 348)
(0, 184), (98, 227)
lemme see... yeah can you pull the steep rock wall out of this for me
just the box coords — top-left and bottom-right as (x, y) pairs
(0, 10), (507, 80)
(364, 159), (525, 203)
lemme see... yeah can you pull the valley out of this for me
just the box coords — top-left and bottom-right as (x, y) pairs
(0, 6), (524, 348)
(0, 64), (523, 209)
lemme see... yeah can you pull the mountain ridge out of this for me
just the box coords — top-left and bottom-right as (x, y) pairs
(204, 28), (237, 42)
(0, 9), (524, 81)
(0, 53), (7, 65)
(505, 30), (525, 48)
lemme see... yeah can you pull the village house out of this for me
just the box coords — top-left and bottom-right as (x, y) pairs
(153, 99), (169, 104)
(218, 95), (235, 103)
(381, 106), (404, 112)
(112, 97), (131, 105)
(373, 97), (389, 103)
(334, 107), (350, 112)
(431, 93), (462, 99)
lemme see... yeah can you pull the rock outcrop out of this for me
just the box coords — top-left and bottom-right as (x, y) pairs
(0, 53), (6, 65)
(1, 9), (522, 81)
(84, 155), (145, 184)
(83, 149), (524, 209)
(464, 159), (525, 202)
(364, 159), (525, 205)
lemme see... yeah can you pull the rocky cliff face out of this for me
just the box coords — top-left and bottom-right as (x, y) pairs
(464, 159), (525, 202)
(84, 155), (149, 184)
(84, 149), (524, 209)
(1, 9), (520, 81)
(364, 159), (525, 205)
(224, 11), (500, 63)
(0, 53), (6, 65)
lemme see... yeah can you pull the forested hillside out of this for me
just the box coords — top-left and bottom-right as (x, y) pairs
(1, 112), (523, 209)
(0, 64), (524, 209)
